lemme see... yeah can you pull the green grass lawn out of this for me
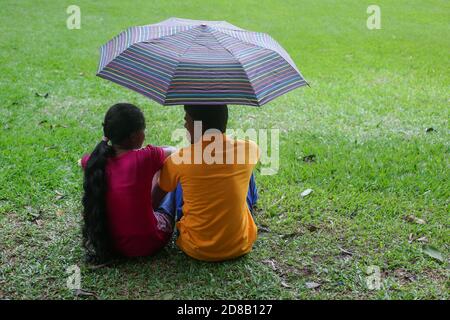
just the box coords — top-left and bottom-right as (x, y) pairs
(0, 0), (448, 299)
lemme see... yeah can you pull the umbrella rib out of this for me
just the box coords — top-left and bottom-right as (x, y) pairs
(98, 25), (200, 74)
(208, 30), (259, 105)
(163, 26), (205, 105)
(211, 27), (303, 78)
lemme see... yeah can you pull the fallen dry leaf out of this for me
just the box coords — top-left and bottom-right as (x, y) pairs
(55, 190), (65, 201)
(417, 236), (429, 243)
(300, 189), (313, 198)
(408, 234), (429, 244)
(338, 246), (354, 256)
(262, 259), (278, 271)
(56, 210), (64, 217)
(74, 289), (99, 299)
(257, 225), (271, 233)
(305, 282), (321, 289)
(35, 92), (49, 98)
(403, 215), (426, 225)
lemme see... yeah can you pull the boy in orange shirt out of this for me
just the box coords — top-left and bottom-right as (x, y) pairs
(152, 105), (259, 261)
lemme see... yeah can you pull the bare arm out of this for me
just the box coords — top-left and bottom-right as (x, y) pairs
(161, 146), (177, 159)
(151, 146), (176, 210)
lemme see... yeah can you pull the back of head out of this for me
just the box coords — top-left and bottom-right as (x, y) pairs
(103, 103), (146, 144)
(184, 105), (228, 133)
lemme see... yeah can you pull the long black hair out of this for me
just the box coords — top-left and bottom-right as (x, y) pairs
(82, 103), (145, 263)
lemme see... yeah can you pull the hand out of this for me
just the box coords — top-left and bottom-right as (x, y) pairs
(162, 146), (177, 159)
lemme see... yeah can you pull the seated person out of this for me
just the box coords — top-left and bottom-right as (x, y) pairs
(152, 105), (260, 262)
(80, 103), (175, 263)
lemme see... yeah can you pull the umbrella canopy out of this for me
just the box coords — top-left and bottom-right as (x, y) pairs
(97, 17), (307, 106)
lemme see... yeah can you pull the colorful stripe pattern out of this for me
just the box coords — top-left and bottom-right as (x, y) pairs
(97, 18), (307, 106)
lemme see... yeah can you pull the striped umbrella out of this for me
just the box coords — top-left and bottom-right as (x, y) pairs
(97, 17), (307, 106)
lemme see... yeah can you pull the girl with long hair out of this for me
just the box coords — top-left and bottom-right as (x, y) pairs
(80, 103), (174, 263)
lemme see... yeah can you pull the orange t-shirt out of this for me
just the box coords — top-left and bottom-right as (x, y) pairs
(159, 133), (259, 261)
